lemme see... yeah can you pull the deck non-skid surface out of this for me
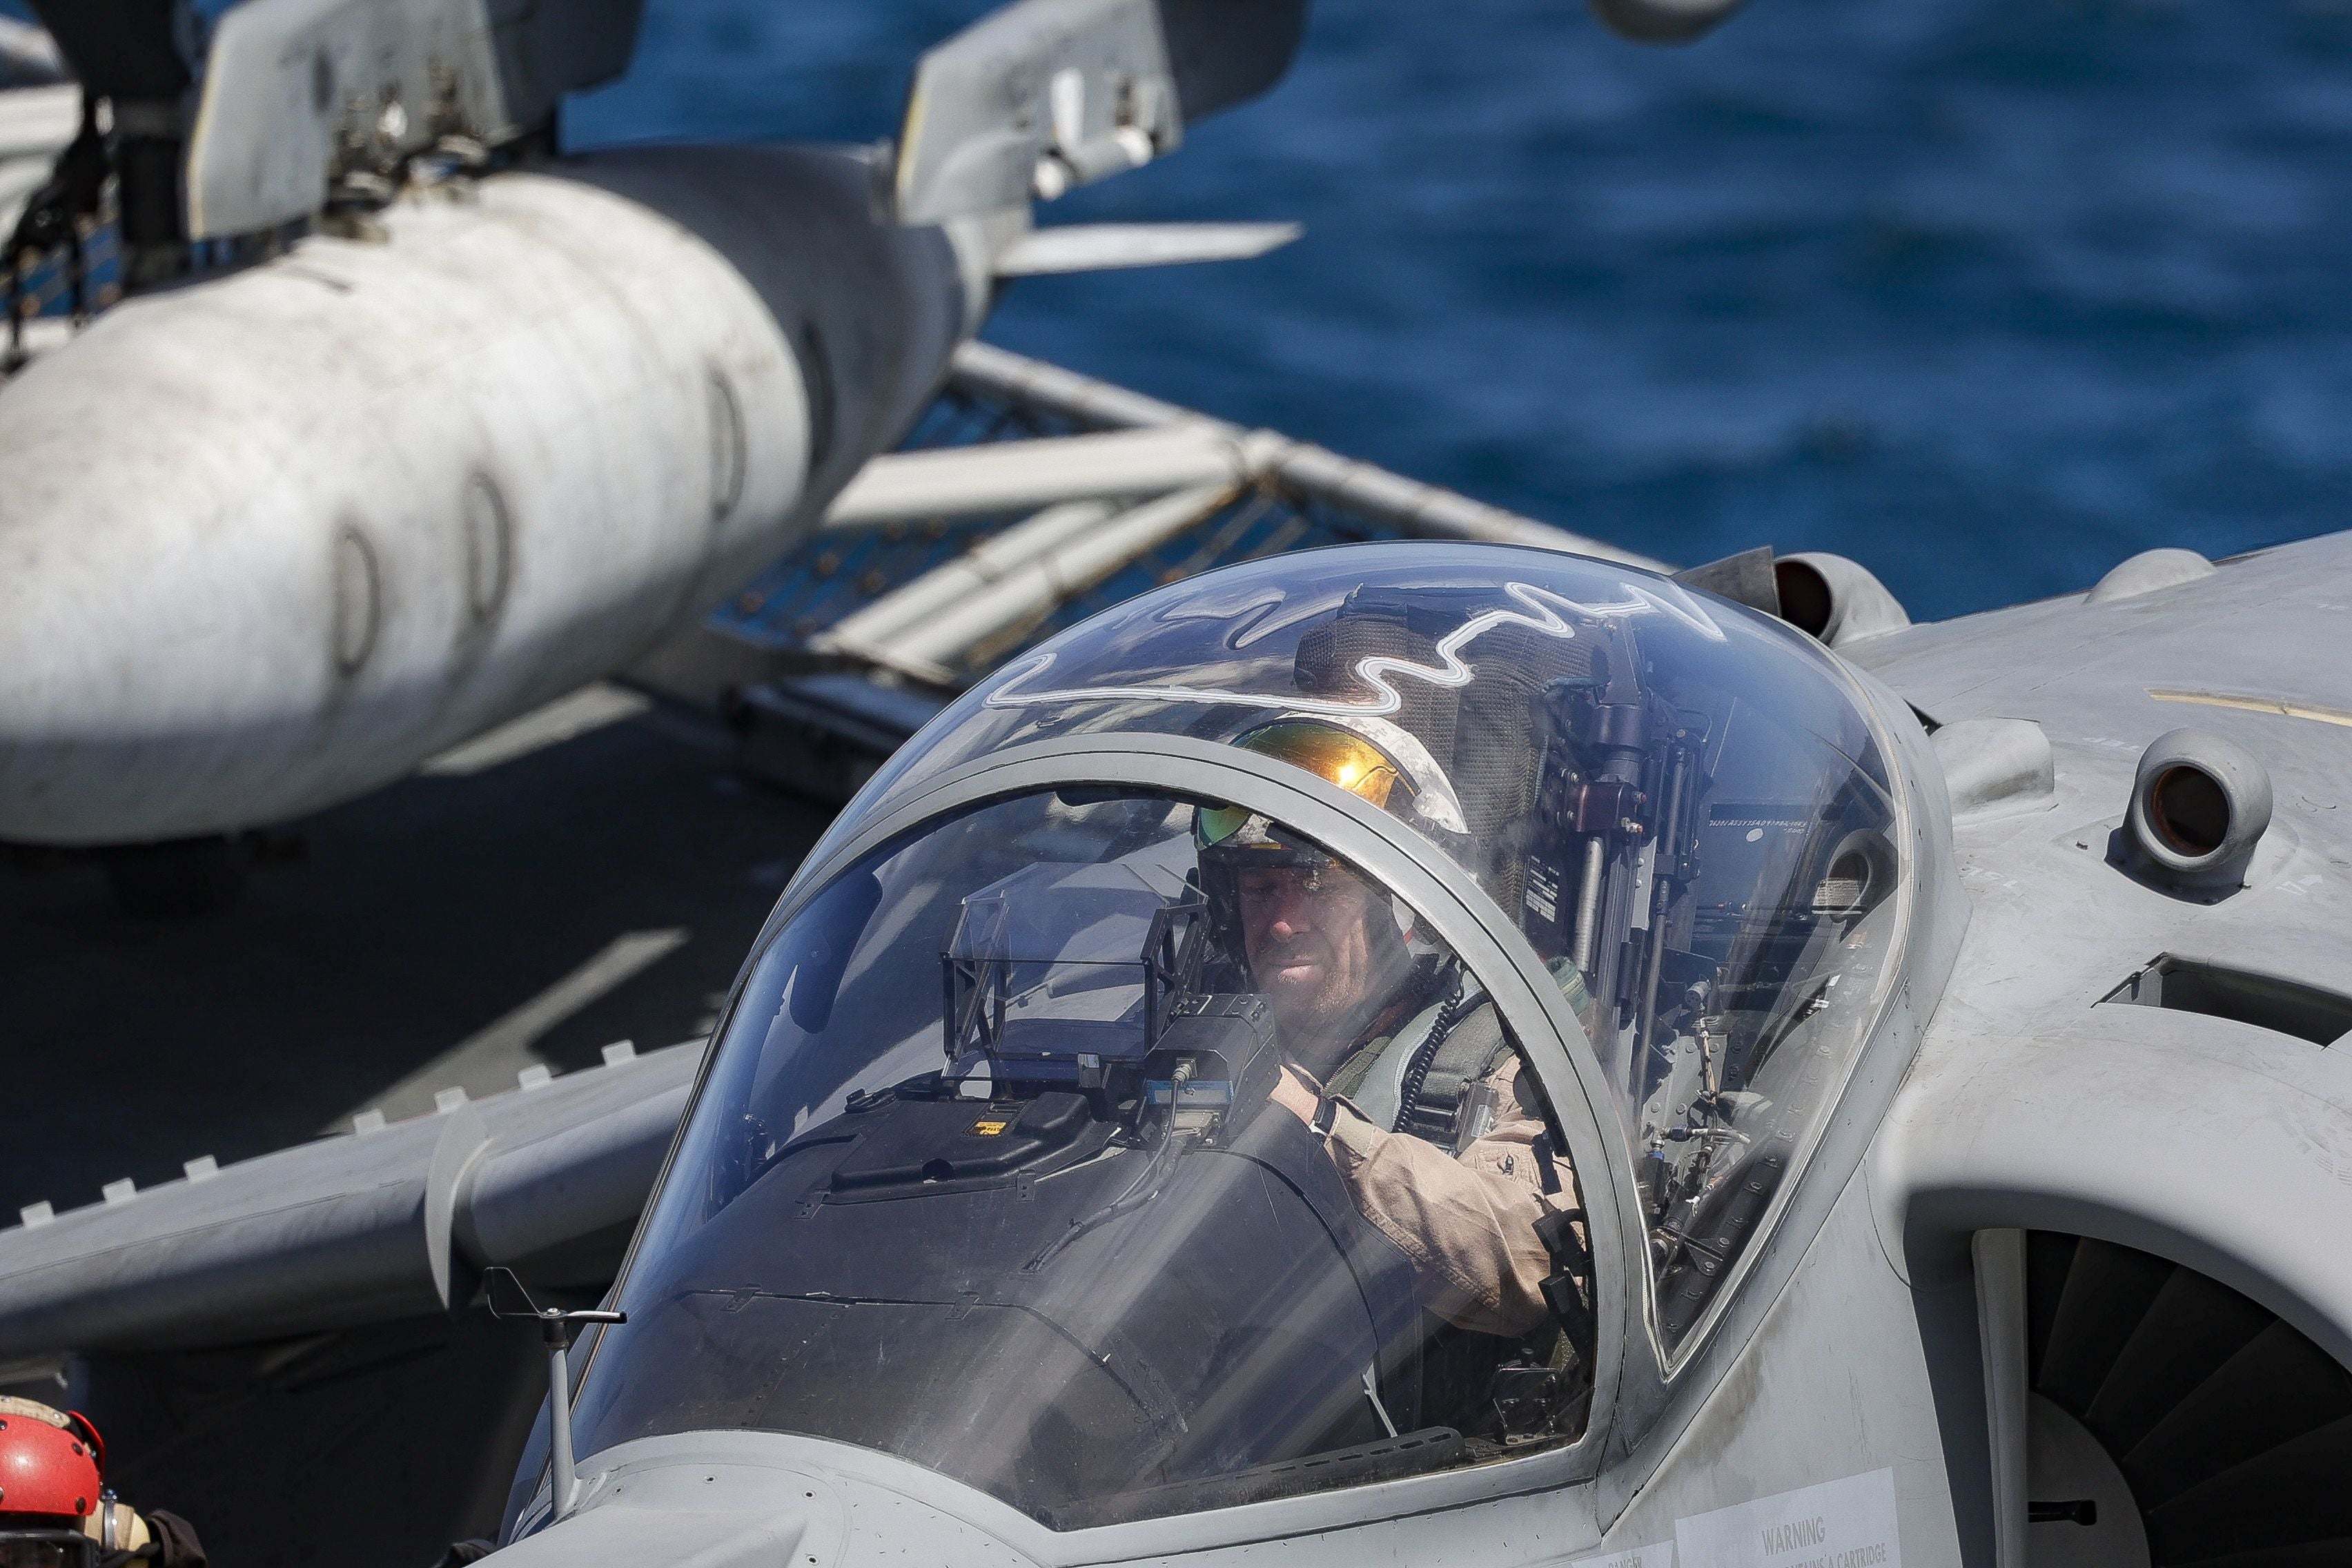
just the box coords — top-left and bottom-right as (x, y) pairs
(0, 691), (827, 1224)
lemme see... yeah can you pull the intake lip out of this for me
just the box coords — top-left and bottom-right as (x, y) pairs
(2121, 727), (2272, 894)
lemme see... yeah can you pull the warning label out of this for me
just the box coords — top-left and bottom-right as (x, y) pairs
(1674, 1469), (1900, 1568)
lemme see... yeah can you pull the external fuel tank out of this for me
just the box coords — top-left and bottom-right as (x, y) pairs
(0, 144), (999, 843)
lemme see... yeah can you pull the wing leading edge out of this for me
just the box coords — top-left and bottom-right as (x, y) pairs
(0, 1043), (698, 1360)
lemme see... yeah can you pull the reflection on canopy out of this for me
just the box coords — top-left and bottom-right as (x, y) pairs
(575, 545), (1914, 1536)
(574, 790), (1596, 1528)
(981, 577), (1729, 719)
(854, 545), (1908, 1357)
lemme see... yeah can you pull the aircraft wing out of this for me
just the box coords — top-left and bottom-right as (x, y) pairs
(0, 1043), (699, 1360)
(1834, 531), (2352, 729)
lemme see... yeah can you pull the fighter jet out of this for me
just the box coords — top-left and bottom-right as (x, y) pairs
(0, 0), (1304, 909)
(4, 495), (2351, 1568)
(10, 1), (2351, 1566)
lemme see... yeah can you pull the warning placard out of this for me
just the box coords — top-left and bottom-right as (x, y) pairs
(1673, 1469), (1900, 1568)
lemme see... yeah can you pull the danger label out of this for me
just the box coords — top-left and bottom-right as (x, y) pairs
(1674, 1469), (1900, 1568)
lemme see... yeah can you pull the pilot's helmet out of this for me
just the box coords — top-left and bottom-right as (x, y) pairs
(1190, 715), (1469, 980)
(1283, 581), (1594, 915)
(1193, 712), (1470, 874)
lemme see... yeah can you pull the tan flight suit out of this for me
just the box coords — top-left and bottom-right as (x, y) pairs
(1288, 1057), (1582, 1339)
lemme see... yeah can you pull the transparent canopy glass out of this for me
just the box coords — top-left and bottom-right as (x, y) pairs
(854, 545), (1911, 1350)
(574, 790), (1595, 1528)
(575, 546), (1911, 1529)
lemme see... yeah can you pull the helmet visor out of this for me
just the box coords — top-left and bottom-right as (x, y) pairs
(1198, 723), (1409, 850)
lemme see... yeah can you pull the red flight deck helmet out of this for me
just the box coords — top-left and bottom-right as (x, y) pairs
(0, 1398), (100, 1522)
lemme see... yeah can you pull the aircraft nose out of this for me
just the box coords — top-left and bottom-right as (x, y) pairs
(488, 1486), (814, 1568)
(487, 1439), (1042, 1568)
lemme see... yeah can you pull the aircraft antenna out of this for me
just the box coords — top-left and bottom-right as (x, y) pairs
(484, 1266), (627, 1525)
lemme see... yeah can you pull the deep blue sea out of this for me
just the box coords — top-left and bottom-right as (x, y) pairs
(32, 0), (2352, 620)
(562, 0), (2352, 620)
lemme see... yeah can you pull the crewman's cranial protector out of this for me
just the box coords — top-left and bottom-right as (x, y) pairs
(0, 1398), (159, 1568)
(0, 1396), (102, 1559)
(1196, 714), (1472, 871)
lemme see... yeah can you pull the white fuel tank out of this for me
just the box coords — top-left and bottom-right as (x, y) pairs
(0, 143), (987, 844)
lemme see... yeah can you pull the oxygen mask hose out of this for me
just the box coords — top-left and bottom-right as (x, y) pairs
(1391, 972), (1469, 1135)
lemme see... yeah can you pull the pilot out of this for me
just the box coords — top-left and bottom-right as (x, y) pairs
(1196, 716), (1594, 1344)
(0, 1396), (206, 1568)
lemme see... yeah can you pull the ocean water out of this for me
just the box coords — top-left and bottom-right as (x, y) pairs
(565, 0), (2352, 621)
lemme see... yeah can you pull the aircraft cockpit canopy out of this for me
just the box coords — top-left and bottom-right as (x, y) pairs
(861, 545), (1913, 1347)
(571, 546), (1914, 1529)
